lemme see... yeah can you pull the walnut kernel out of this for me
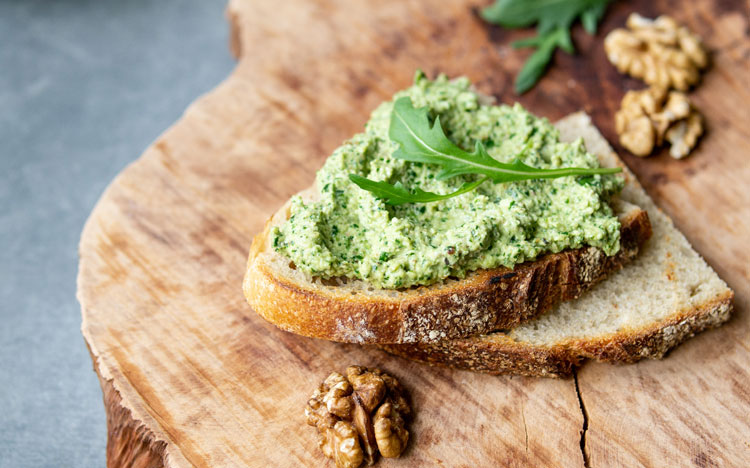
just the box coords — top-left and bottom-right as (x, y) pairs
(614, 86), (702, 158)
(605, 13), (708, 91)
(306, 366), (410, 468)
(323, 372), (354, 419)
(330, 421), (365, 468)
(373, 402), (409, 458)
(347, 366), (386, 413)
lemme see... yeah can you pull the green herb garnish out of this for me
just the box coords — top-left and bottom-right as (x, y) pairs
(349, 174), (489, 206)
(481, 0), (612, 94)
(349, 97), (620, 205)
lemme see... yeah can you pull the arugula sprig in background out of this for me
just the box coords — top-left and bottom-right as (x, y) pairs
(349, 97), (621, 205)
(481, 0), (613, 94)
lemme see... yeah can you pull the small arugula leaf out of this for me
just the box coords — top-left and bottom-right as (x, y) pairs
(514, 28), (570, 94)
(348, 174), (488, 205)
(481, 0), (613, 93)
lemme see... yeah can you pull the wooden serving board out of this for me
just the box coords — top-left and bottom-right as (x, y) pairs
(78, 0), (750, 466)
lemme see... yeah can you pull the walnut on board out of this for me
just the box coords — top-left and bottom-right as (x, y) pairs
(305, 366), (410, 468)
(605, 13), (708, 91)
(614, 86), (702, 158)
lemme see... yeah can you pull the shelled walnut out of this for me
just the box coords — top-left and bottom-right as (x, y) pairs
(605, 13), (708, 91)
(614, 87), (702, 158)
(306, 366), (410, 468)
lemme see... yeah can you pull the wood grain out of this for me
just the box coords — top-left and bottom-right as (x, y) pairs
(78, 0), (750, 466)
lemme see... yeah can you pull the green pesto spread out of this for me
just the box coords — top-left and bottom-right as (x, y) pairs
(272, 72), (623, 289)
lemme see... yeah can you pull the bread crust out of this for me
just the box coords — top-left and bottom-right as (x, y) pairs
(572, 291), (734, 363)
(243, 208), (652, 344)
(381, 291), (733, 377)
(380, 336), (579, 378)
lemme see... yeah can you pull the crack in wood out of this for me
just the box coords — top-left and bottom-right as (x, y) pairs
(573, 370), (590, 468)
(521, 400), (528, 453)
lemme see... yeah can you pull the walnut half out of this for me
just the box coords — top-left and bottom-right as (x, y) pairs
(306, 366), (410, 468)
(605, 13), (708, 91)
(615, 86), (703, 158)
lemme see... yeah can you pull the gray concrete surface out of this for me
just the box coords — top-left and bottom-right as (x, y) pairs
(0, 1), (234, 466)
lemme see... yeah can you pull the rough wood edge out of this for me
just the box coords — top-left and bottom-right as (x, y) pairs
(78, 160), (183, 467)
(77, 138), (181, 466)
(79, 6), (247, 468)
(77, 4), (242, 467)
(84, 341), (167, 468)
(99, 377), (167, 468)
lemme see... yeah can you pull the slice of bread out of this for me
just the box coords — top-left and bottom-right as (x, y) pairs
(381, 113), (734, 376)
(243, 125), (652, 344)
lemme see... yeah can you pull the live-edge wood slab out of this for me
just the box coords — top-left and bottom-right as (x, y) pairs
(78, 0), (750, 466)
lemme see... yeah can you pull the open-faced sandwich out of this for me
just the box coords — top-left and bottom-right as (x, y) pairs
(243, 72), (733, 377)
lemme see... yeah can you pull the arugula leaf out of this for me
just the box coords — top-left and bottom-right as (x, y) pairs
(514, 28), (571, 94)
(349, 174), (488, 206)
(481, 0), (612, 94)
(348, 97), (621, 205)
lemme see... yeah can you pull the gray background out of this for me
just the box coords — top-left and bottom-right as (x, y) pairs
(0, 1), (234, 466)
